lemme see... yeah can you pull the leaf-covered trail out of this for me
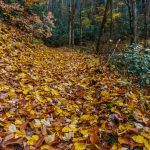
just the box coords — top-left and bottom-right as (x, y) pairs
(0, 22), (150, 150)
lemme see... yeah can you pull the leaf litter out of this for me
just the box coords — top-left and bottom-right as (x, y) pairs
(0, 21), (150, 150)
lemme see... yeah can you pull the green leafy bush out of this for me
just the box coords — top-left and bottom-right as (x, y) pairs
(112, 44), (150, 85)
(43, 20), (68, 47)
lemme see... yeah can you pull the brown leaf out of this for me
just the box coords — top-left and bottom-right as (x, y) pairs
(129, 100), (136, 109)
(1, 133), (15, 146)
(118, 136), (131, 145)
(0, 137), (2, 143)
(145, 119), (150, 128)
(48, 146), (61, 150)
(41, 125), (47, 136)
(20, 122), (28, 132)
(24, 146), (30, 150)
(90, 132), (98, 144)
(0, 148), (13, 150)
(5, 138), (24, 146)
(128, 128), (138, 134)
(34, 136), (44, 149)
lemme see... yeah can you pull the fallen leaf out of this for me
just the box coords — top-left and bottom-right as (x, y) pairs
(74, 142), (86, 150)
(132, 135), (150, 150)
(44, 133), (55, 144)
(90, 132), (98, 144)
(27, 135), (39, 146)
(35, 136), (44, 148)
(8, 124), (16, 133)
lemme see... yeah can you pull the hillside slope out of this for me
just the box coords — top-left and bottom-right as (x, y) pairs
(0, 21), (150, 150)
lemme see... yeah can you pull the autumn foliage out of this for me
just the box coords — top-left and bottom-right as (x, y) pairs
(0, 20), (150, 150)
(0, 0), (55, 38)
(0, 0), (150, 150)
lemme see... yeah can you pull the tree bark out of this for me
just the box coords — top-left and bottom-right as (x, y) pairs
(80, 0), (83, 50)
(68, 0), (72, 47)
(143, 0), (148, 47)
(110, 0), (113, 40)
(131, 0), (138, 43)
(124, 0), (138, 44)
(68, 0), (75, 48)
(96, 0), (111, 53)
(71, 0), (75, 47)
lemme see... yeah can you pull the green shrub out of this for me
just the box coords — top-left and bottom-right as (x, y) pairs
(43, 20), (68, 47)
(112, 44), (150, 85)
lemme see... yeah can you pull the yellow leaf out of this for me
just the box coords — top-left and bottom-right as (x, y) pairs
(101, 91), (110, 97)
(28, 84), (33, 90)
(45, 78), (53, 83)
(80, 115), (98, 125)
(15, 120), (22, 125)
(111, 144), (118, 150)
(111, 144), (122, 150)
(132, 135), (150, 150)
(141, 132), (150, 140)
(62, 126), (77, 133)
(30, 110), (35, 115)
(23, 88), (29, 95)
(27, 135), (39, 146)
(32, 135), (39, 141)
(0, 123), (4, 126)
(8, 89), (16, 98)
(144, 141), (150, 150)
(18, 73), (26, 78)
(80, 115), (93, 121)
(129, 92), (137, 100)
(115, 100), (124, 106)
(73, 137), (87, 142)
(132, 135), (145, 144)
(101, 121), (106, 129)
(54, 125), (62, 131)
(74, 142), (86, 150)
(54, 106), (63, 114)
(51, 89), (59, 96)
(118, 123), (131, 131)
(15, 130), (26, 138)
(80, 130), (89, 135)
(41, 145), (50, 150)
(44, 86), (50, 92)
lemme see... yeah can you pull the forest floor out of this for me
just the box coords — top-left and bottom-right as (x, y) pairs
(0, 21), (150, 150)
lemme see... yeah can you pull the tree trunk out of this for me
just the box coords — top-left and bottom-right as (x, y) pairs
(68, 0), (72, 47)
(96, 0), (111, 53)
(124, 0), (138, 44)
(110, 0), (113, 40)
(68, 0), (75, 48)
(131, 0), (138, 43)
(80, 0), (83, 50)
(143, 0), (148, 47)
(71, 0), (75, 47)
